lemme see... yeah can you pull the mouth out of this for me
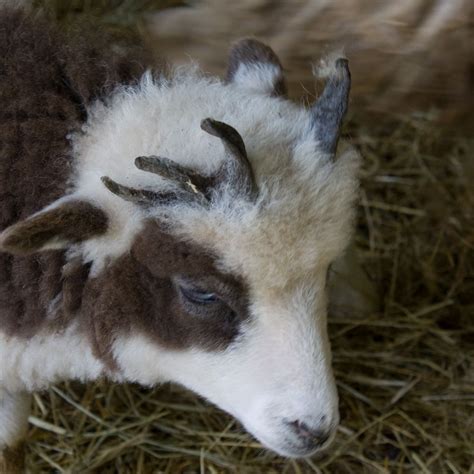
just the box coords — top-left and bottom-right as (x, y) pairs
(266, 433), (335, 458)
(246, 421), (337, 459)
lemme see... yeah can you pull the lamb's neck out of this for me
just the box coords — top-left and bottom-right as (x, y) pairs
(0, 324), (105, 393)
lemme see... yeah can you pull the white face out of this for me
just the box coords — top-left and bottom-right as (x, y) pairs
(115, 278), (339, 457)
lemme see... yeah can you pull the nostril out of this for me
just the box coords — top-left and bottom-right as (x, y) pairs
(288, 420), (313, 439)
(286, 420), (330, 446)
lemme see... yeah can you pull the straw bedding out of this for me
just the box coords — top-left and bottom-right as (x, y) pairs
(19, 1), (474, 472)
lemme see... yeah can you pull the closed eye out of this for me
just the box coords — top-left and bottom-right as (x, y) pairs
(179, 284), (219, 305)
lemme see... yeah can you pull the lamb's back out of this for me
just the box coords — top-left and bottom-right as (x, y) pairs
(0, 7), (151, 337)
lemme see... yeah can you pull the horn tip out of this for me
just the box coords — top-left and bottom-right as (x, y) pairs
(134, 155), (154, 170)
(101, 176), (116, 192)
(200, 117), (216, 132)
(133, 157), (142, 171)
(201, 118), (223, 138)
(313, 54), (350, 81)
(335, 57), (349, 69)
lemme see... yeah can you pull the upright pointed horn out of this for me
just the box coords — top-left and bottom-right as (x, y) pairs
(201, 118), (258, 201)
(312, 57), (351, 155)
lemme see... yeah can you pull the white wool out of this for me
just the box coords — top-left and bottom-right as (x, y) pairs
(232, 62), (283, 95)
(0, 324), (105, 394)
(68, 66), (359, 281)
(0, 326), (106, 449)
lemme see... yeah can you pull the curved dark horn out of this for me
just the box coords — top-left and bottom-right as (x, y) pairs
(312, 58), (351, 155)
(200, 118), (258, 201)
(101, 120), (257, 207)
(100, 176), (201, 206)
(135, 155), (210, 199)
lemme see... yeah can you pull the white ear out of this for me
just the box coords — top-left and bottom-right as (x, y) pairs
(0, 199), (108, 255)
(226, 38), (286, 97)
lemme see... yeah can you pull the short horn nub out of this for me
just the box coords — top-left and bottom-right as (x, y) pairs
(201, 118), (258, 202)
(312, 57), (351, 155)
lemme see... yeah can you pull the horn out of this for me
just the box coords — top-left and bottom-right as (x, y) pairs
(311, 57), (351, 155)
(101, 120), (258, 206)
(100, 176), (199, 206)
(135, 155), (210, 201)
(201, 118), (258, 201)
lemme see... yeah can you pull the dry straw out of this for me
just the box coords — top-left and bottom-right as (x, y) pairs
(27, 1), (474, 472)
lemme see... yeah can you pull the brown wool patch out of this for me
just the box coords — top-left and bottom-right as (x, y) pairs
(0, 6), (154, 339)
(81, 220), (251, 369)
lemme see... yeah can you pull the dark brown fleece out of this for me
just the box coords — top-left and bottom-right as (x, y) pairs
(0, 7), (152, 337)
(81, 220), (251, 369)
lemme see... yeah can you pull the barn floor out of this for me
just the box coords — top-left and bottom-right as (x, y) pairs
(26, 2), (474, 473)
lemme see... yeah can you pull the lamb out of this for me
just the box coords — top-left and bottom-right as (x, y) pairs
(0, 7), (362, 471)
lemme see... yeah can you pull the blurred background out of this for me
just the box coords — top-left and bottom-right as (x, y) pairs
(27, 1), (473, 473)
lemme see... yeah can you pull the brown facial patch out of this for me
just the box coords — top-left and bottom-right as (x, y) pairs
(0, 201), (108, 256)
(81, 220), (251, 369)
(226, 38), (287, 97)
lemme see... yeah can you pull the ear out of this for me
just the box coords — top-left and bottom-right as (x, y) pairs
(226, 38), (287, 97)
(0, 200), (108, 256)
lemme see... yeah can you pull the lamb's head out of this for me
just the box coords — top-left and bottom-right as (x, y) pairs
(0, 39), (360, 457)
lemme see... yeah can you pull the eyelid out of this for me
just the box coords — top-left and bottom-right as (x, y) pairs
(180, 285), (218, 303)
(175, 279), (221, 308)
(174, 275), (236, 296)
(174, 276), (213, 294)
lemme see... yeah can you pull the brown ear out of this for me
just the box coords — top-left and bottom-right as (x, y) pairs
(226, 38), (287, 97)
(0, 200), (108, 256)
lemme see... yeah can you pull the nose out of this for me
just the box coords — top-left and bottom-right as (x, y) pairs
(285, 419), (331, 449)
